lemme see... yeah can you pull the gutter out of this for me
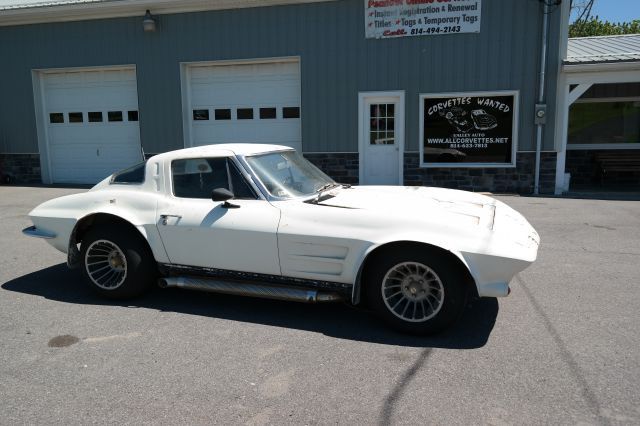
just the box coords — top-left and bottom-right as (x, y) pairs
(533, 0), (550, 195)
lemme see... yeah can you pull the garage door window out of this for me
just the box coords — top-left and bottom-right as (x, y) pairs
(260, 108), (277, 119)
(282, 107), (300, 119)
(215, 109), (231, 120)
(88, 112), (103, 122)
(128, 111), (139, 121)
(193, 109), (209, 121)
(108, 111), (123, 122)
(49, 113), (64, 123)
(237, 108), (253, 120)
(69, 112), (83, 123)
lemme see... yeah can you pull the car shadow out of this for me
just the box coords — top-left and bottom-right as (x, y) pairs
(2, 263), (499, 349)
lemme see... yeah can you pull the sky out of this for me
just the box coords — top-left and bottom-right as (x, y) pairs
(570, 0), (640, 23)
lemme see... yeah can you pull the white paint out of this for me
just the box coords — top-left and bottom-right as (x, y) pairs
(36, 67), (142, 184)
(358, 91), (405, 185)
(25, 143), (540, 301)
(183, 59), (301, 152)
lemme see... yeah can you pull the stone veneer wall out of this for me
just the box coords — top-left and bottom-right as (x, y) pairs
(306, 152), (557, 194)
(0, 154), (41, 184)
(566, 149), (640, 186)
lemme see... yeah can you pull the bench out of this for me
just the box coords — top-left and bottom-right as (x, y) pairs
(594, 152), (640, 183)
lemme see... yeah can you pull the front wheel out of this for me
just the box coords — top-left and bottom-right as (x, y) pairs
(364, 248), (468, 335)
(80, 225), (156, 299)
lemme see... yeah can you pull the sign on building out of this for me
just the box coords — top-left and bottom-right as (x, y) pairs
(364, 0), (481, 39)
(420, 91), (519, 167)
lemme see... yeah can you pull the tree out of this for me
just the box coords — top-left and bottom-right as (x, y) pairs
(569, 16), (640, 37)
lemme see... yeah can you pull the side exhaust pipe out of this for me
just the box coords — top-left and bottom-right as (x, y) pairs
(158, 276), (343, 303)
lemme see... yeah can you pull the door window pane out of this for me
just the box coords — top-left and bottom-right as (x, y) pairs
(69, 112), (83, 123)
(369, 103), (395, 145)
(172, 157), (228, 199)
(88, 112), (103, 122)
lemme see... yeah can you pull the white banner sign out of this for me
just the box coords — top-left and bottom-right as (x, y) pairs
(365, 0), (481, 39)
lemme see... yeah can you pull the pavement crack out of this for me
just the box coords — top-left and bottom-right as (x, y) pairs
(516, 274), (610, 426)
(378, 348), (432, 426)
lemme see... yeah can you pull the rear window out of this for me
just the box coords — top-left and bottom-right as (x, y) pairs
(111, 162), (146, 184)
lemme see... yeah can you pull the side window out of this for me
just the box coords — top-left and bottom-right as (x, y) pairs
(111, 162), (146, 184)
(172, 157), (258, 200)
(228, 160), (257, 200)
(172, 157), (228, 199)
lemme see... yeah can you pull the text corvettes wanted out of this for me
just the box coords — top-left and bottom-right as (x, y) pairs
(24, 144), (539, 334)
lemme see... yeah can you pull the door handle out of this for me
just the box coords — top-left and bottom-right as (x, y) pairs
(160, 214), (182, 225)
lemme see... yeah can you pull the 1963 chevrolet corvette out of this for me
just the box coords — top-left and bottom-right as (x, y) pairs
(23, 144), (539, 334)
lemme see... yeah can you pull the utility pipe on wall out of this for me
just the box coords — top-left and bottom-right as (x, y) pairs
(534, 0), (550, 195)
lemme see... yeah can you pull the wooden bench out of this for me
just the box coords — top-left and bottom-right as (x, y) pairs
(594, 152), (640, 183)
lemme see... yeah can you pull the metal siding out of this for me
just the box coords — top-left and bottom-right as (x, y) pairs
(0, 0), (560, 155)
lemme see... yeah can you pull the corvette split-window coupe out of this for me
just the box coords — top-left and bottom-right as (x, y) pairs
(24, 144), (539, 334)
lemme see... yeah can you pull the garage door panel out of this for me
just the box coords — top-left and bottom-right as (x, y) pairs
(43, 68), (142, 184)
(189, 61), (301, 151)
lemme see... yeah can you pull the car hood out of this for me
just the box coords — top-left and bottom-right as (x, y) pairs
(317, 185), (498, 229)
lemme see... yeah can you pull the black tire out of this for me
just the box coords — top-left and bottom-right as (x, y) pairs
(80, 225), (156, 299)
(364, 247), (468, 335)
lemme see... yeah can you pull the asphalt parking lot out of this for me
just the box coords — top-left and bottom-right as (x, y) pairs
(1, 186), (639, 425)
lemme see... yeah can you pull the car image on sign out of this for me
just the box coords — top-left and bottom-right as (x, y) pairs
(23, 144), (539, 335)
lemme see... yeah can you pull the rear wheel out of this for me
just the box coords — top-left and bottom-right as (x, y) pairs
(80, 225), (156, 299)
(364, 248), (468, 335)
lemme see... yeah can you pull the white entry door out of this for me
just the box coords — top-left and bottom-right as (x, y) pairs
(359, 92), (404, 185)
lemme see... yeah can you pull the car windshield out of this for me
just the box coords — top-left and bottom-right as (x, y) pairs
(245, 150), (336, 199)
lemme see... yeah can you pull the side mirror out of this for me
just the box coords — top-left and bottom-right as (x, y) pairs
(211, 188), (239, 208)
(211, 188), (234, 202)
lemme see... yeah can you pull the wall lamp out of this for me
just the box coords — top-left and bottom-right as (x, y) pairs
(143, 10), (156, 32)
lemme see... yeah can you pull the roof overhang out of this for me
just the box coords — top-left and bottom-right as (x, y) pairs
(563, 60), (640, 74)
(0, 0), (335, 27)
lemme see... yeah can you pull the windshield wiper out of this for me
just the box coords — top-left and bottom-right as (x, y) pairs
(306, 183), (340, 204)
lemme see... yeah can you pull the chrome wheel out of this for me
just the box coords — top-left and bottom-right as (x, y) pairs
(381, 261), (445, 323)
(84, 239), (128, 290)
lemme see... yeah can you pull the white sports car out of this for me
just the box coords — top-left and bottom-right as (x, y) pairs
(23, 144), (539, 334)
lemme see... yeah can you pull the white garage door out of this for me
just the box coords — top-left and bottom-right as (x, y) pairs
(188, 61), (301, 151)
(43, 68), (142, 184)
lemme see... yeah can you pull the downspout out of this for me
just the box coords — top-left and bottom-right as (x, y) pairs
(534, 0), (550, 195)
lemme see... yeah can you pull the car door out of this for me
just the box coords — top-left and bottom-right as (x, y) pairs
(156, 155), (281, 276)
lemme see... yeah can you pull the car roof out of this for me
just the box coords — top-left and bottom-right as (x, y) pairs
(148, 143), (293, 162)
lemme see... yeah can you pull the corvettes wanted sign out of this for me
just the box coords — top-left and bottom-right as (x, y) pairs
(365, 0), (481, 39)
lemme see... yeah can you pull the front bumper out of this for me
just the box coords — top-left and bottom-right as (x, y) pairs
(22, 225), (56, 239)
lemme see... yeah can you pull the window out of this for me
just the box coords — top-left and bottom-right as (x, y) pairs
(172, 157), (257, 200)
(193, 109), (209, 121)
(49, 113), (64, 123)
(88, 112), (103, 122)
(69, 112), (83, 123)
(128, 110), (139, 121)
(260, 107), (277, 119)
(215, 109), (231, 120)
(283, 107), (300, 119)
(108, 111), (123, 122)
(237, 108), (254, 120)
(369, 104), (395, 145)
(111, 161), (146, 184)
(569, 100), (640, 145)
